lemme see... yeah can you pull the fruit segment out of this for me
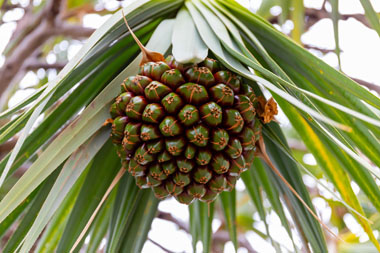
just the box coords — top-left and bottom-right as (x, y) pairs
(109, 56), (278, 204)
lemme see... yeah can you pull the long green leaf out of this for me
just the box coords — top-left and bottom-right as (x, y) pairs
(56, 140), (120, 252)
(360, 0), (380, 37)
(240, 170), (266, 226)
(189, 201), (201, 252)
(218, 0), (380, 111)
(20, 129), (109, 252)
(204, 0), (380, 180)
(172, 7), (208, 63)
(271, 53), (380, 168)
(220, 190), (237, 250)
(86, 189), (116, 253)
(190, 0), (350, 130)
(201, 0), (380, 178)
(189, 2), (380, 249)
(250, 19), (380, 173)
(204, 0), (380, 129)
(251, 156), (295, 240)
(235, 3), (380, 209)
(0, 183), (40, 239)
(0, 111), (32, 145)
(252, 157), (300, 251)
(256, 0), (279, 19)
(262, 126), (374, 222)
(0, 0), (155, 188)
(199, 201), (214, 253)
(244, 13), (380, 196)
(279, 0), (290, 24)
(106, 172), (141, 252)
(209, 0), (380, 178)
(263, 125), (328, 252)
(241, 152), (280, 244)
(266, 99), (380, 251)
(3, 169), (59, 252)
(118, 191), (159, 253)
(208, 0), (380, 163)
(186, 4), (327, 249)
(34, 167), (88, 253)
(0, 108), (109, 223)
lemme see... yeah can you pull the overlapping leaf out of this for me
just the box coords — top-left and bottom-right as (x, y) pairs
(1, 0), (380, 252)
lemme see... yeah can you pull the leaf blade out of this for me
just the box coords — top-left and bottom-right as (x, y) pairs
(172, 7), (208, 63)
(56, 140), (120, 252)
(220, 190), (237, 250)
(20, 129), (109, 253)
(360, 0), (380, 37)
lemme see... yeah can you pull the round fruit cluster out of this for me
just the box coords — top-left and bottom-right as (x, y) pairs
(109, 56), (267, 204)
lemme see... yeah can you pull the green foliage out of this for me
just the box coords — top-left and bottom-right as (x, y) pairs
(0, 0), (379, 252)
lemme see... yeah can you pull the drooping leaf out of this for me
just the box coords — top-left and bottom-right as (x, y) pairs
(118, 191), (159, 253)
(34, 168), (89, 253)
(0, 183), (40, 239)
(20, 129), (109, 252)
(106, 173), (141, 252)
(3, 169), (60, 253)
(220, 190), (237, 250)
(56, 140), (120, 252)
(199, 201), (214, 253)
(86, 190), (115, 253)
(172, 7), (208, 63)
(359, 0), (380, 37)
(1, 0), (380, 252)
(189, 201), (201, 252)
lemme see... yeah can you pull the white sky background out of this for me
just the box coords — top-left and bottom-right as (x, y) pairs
(1, 0), (380, 252)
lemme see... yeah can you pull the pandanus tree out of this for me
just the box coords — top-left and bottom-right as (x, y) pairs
(0, 0), (380, 252)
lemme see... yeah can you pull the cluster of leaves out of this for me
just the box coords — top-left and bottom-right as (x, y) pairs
(0, 0), (380, 252)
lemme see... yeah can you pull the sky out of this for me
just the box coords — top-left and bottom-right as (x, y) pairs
(0, 0), (379, 252)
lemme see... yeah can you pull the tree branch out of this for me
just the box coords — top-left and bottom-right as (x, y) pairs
(213, 230), (258, 253)
(1, 3), (23, 11)
(0, 0), (94, 106)
(0, 0), (61, 97)
(25, 61), (66, 71)
(148, 238), (180, 253)
(5, 2), (50, 56)
(0, 21), (53, 101)
(351, 77), (380, 95)
(156, 211), (189, 232)
(269, 7), (373, 31)
(157, 211), (258, 252)
(54, 23), (95, 38)
(0, 139), (17, 158)
(303, 44), (336, 54)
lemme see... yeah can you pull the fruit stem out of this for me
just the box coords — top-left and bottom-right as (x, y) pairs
(121, 9), (165, 65)
(256, 136), (343, 242)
